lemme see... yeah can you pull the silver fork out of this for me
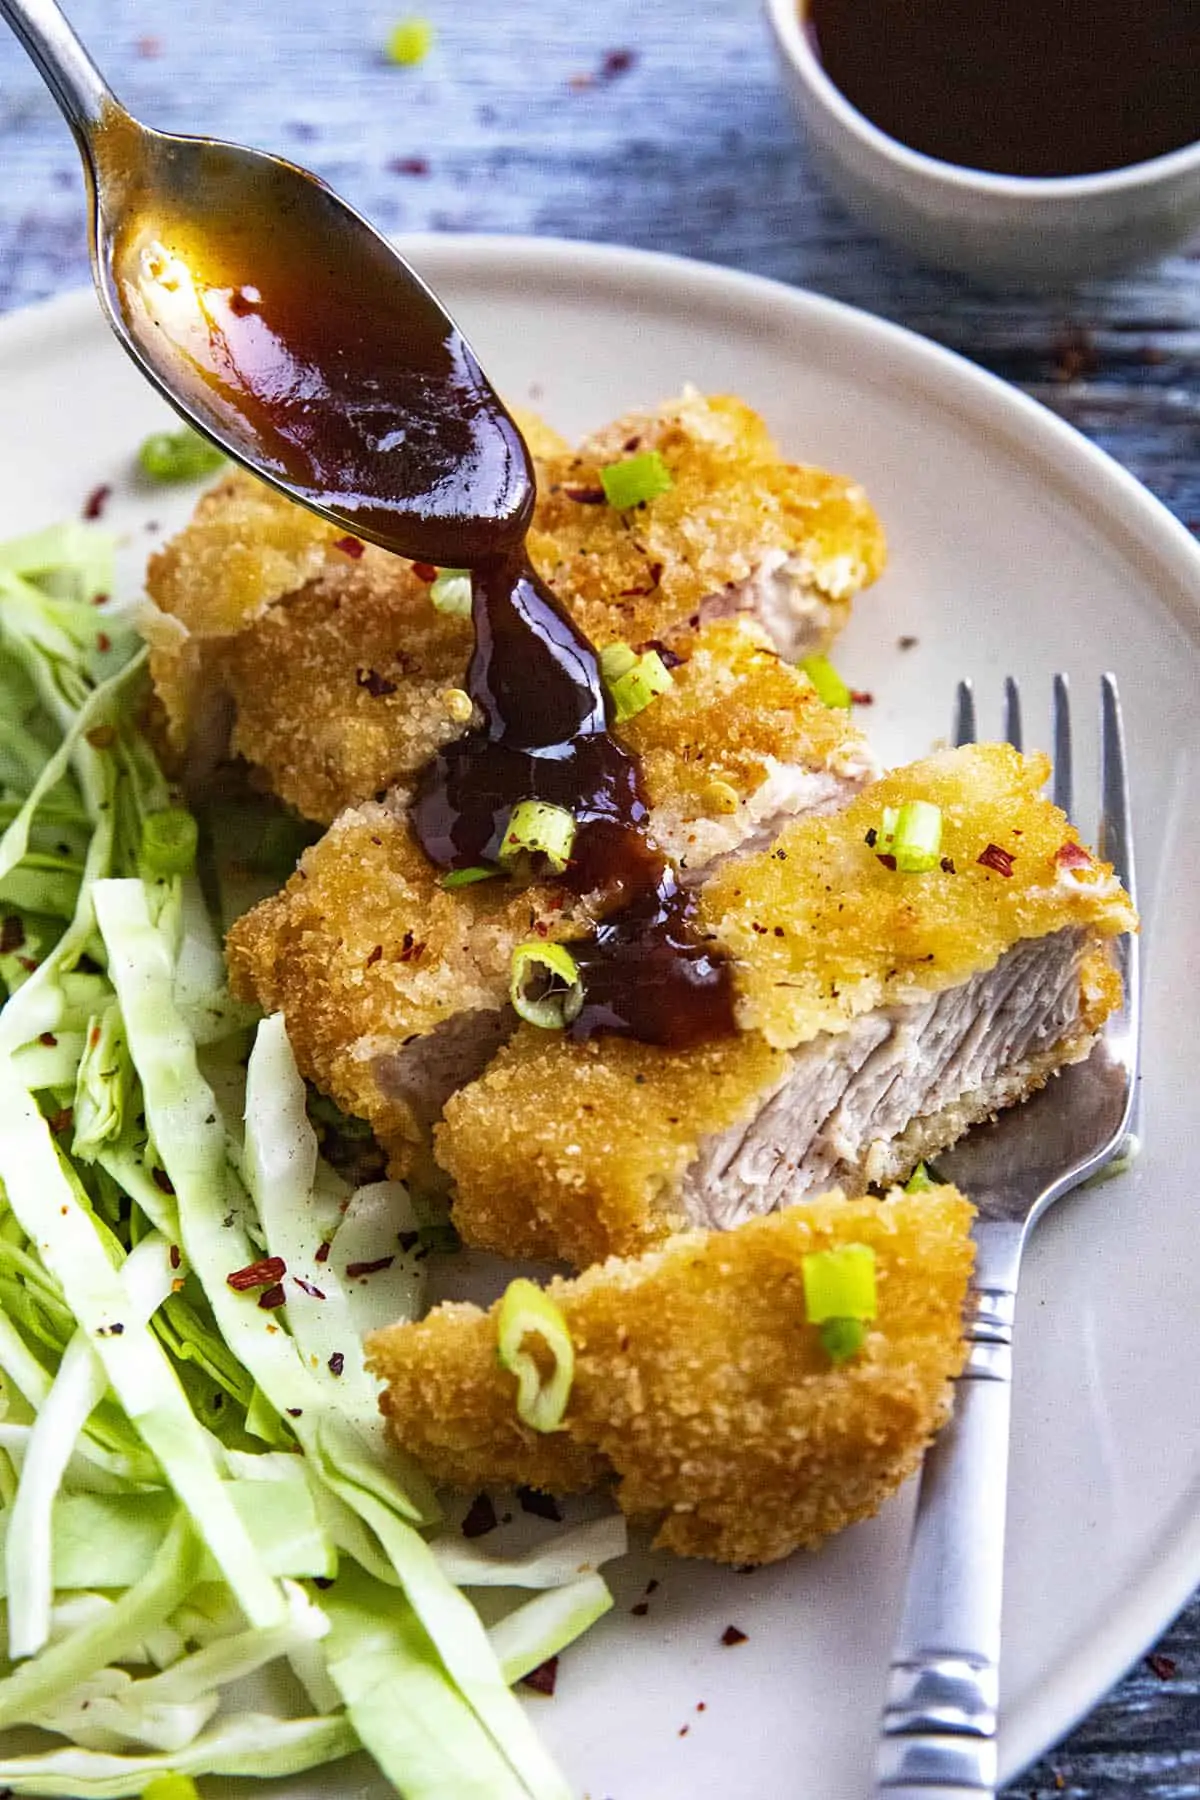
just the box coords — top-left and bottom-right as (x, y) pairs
(874, 674), (1140, 1800)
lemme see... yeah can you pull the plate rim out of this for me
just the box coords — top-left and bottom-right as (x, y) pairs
(2, 232), (1197, 1787)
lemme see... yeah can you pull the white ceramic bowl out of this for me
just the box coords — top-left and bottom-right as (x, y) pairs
(765, 0), (1200, 286)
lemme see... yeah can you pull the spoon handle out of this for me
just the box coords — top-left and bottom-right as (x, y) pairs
(0, 0), (113, 144)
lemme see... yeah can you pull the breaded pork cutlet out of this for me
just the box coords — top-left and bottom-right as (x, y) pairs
(225, 621), (874, 1176)
(145, 394), (884, 823)
(438, 743), (1136, 1267)
(367, 1186), (974, 1566)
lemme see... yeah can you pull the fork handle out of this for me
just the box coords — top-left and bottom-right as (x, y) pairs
(875, 1231), (1022, 1798)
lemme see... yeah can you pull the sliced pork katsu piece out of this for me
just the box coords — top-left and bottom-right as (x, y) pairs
(438, 743), (1136, 1268)
(224, 622), (873, 1178)
(145, 395), (884, 823)
(529, 390), (886, 661)
(366, 1186), (974, 1566)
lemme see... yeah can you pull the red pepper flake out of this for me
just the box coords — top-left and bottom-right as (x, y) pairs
(562, 485), (606, 504)
(85, 724), (116, 750)
(898, 635), (918, 650)
(365, 945), (383, 968)
(227, 1256), (286, 1292)
(91, 592), (109, 607)
(977, 843), (1015, 877)
(1147, 1652), (1177, 1681)
(96, 631), (112, 653)
(328, 1350), (345, 1376)
(48, 1106), (73, 1135)
(1055, 840), (1091, 870)
(17, 955), (39, 973)
(411, 561), (438, 583)
(286, 1406), (302, 1417)
(346, 1255), (395, 1278)
(169, 1244), (181, 1270)
(678, 1724), (690, 1738)
(356, 667), (398, 698)
(631, 1601), (650, 1616)
(38, 1031), (56, 1047)
(227, 287), (261, 317)
(461, 1492), (498, 1538)
(398, 932), (424, 963)
(696, 1701), (706, 1712)
(83, 484), (111, 521)
(940, 856), (957, 874)
(0, 916), (25, 954)
(258, 1283), (287, 1310)
(850, 690), (874, 706)
(152, 1166), (176, 1195)
(315, 1240), (332, 1264)
(388, 155), (430, 176)
(876, 852), (897, 871)
(334, 536), (364, 559)
(639, 636), (681, 669)
(720, 1625), (748, 1646)
(601, 47), (637, 78)
(568, 70), (595, 90)
(136, 33), (163, 57)
(522, 1656), (558, 1696)
(517, 1485), (563, 1522)
(295, 1278), (326, 1300)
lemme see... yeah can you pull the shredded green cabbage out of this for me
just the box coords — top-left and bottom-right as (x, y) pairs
(0, 519), (619, 1797)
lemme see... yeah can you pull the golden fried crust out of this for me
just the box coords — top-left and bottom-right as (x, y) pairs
(702, 742), (1138, 1048)
(147, 396), (884, 822)
(438, 1028), (789, 1265)
(225, 804), (589, 1146)
(527, 391), (886, 652)
(368, 1186), (975, 1566)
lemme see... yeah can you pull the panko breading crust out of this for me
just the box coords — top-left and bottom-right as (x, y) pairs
(437, 743), (1135, 1266)
(146, 393), (884, 825)
(224, 621), (871, 1166)
(367, 1186), (975, 1566)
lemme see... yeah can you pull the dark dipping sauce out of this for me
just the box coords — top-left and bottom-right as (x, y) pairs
(102, 100), (735, 1048)
(806, 0), (1200, 178)
(408, 556), (736, 1047)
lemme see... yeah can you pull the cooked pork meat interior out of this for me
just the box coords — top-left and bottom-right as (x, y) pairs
(437, 744), (1135, 1267)
(225, 619), (874, 1177)
(367, 1184), (975, 1566)
(145, 392), (884, 821)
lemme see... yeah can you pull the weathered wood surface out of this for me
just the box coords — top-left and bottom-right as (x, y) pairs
(1, 1), (1198, 1792)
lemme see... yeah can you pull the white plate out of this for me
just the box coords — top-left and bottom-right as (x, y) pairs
(1, 235), (1198, 1800)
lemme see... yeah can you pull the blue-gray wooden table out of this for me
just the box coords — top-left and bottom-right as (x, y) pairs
(1, 1), (1198, 1792)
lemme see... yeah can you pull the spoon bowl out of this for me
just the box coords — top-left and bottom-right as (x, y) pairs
(2, 0), (534, 564)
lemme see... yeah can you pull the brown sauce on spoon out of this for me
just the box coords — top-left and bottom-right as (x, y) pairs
(102, 104), (735, 1047)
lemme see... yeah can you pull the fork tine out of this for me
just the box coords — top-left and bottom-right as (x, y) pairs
(1099, 674), (1135, 904)
(1052, 674), (1073, 818)
(953, 679), (976, 747)
(1002, 676), (1023, 751)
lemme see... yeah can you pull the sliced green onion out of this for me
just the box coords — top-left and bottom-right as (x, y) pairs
(818, 1317), (868, 1365)
(605, 649), (674, 724)
(499, 800), (577, 878)
(137, 428), (225, 484)
(509, 941), (584, 1030)
(143, 1775), (202, 1800)
(904, 1162), (935, 1194)
(891, 800), (942, 874)
(802, 1243), (877, 1324)
(139, 807), (198, 879)
(599, 643), (638, 685)
(440, 865), (499, 891)
(800, 655), (852, 711)
(496, 1278), (575, 1433)
(386, 15), (435, 63)
(599, 451), (673, 511)
(429, 568), (472, 617)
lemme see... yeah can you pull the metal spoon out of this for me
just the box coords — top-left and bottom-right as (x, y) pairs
(0, 0), (534, 566)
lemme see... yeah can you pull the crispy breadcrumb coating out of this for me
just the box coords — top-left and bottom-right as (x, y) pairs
(367, 1186), (975, 1566)
(700, 741), (1136, 1047)
(146, 395), (884, 823)
(528, 391), (886, 656)
(225, 622), (870, 1171)
(438, 743), (1135, 1265)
